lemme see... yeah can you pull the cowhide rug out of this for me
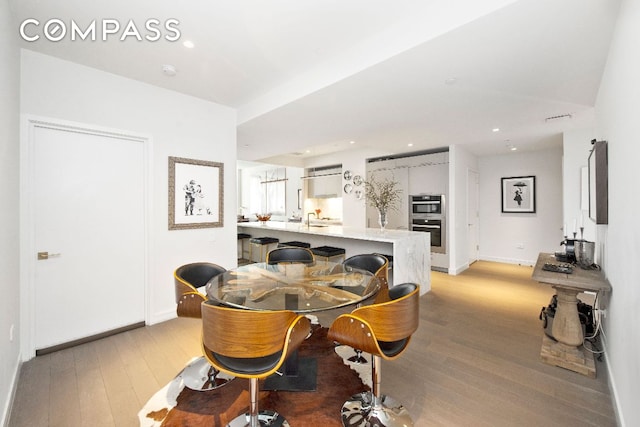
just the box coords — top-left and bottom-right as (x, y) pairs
(139, 325), (371, 427)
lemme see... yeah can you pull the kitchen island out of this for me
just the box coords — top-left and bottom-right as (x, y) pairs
(238, 221), (431, 294)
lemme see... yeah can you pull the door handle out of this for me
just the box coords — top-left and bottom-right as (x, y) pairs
(37, 252), (61, 260)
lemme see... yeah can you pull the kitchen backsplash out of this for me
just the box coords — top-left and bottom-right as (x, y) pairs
(303, 196), (343, 221)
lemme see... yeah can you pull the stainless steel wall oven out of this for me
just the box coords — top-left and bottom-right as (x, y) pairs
(410, 194), (445, 254)
(410, 194), (443, 215)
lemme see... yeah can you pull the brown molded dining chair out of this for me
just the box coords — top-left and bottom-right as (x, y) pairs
(341, 254), (390, 364)
(328, 282), (419, 427)
(201, 302), (311, 427)
(174, 262), (234, 391)
(343, 253), (390, 303)
(174, 262), (226, 318)
(266, 246), (315, 265)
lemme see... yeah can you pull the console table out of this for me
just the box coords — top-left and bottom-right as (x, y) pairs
(532, 253), (611, 378)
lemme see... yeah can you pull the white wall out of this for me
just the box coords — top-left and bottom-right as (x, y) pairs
(449, 145), (478, 273)
(478, 146), (563, 265)
(562, 128), (598, 243)
(0, 1), (22, 423)
(593, 0), (640, 424)
(286, 167), (304, 217)
(20, 50), (237, 326)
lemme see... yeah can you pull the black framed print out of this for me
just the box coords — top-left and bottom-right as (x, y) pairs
(168, 156), (224, 230)
(501, 176), (536, 213)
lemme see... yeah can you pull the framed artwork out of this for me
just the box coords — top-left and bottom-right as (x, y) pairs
(501, 176), (536, 213)
(168, 156), (224, 230)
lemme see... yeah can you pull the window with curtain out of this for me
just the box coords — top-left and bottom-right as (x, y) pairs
(251, 167), (286, 216)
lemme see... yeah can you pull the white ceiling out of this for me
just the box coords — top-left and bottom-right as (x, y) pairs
(10, 0), (621, 164)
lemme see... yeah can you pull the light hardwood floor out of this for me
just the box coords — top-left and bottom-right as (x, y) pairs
(8, 261), (617, 426)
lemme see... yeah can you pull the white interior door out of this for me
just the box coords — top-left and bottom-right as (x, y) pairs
(31, 122), (146, 351)
(467, 169), (479, 265)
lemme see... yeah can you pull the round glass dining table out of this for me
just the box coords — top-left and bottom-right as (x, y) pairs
(205, 261), (380, 392)
(205, 261), (380, 313)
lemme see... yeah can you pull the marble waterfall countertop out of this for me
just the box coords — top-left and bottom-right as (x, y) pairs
(240, 221), (417, 243)
(238, 221), (431, 294)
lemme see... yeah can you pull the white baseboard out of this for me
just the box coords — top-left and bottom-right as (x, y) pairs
(601, 330), (625, 427)
(2, 352), (22, 427)
(479, 255), (535, 266)
(148, 309), (177, 326)
(451, 263), (469, 275)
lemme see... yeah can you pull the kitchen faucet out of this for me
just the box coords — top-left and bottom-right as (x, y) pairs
(307, 212), (316, 227)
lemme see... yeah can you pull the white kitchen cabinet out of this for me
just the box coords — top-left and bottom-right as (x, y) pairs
(307, 174), (341, 198)
(407, 152), (449, 196)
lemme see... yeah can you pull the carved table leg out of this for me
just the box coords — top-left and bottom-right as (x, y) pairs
(551, 286), (583, 347)
(540, 285), (595, 377)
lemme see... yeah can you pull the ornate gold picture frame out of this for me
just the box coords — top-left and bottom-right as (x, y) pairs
(168, 156), (224, 230)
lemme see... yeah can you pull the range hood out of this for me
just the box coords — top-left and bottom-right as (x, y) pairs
(303, 165), (341, 198)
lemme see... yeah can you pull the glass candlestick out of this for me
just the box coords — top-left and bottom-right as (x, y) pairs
(580, 227), (584, 240)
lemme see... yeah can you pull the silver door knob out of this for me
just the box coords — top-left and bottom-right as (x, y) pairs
(37, 252), (61, 260)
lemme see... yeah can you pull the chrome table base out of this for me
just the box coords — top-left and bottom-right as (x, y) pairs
(341, 392), (414, 427)
(227, 410), (289, 427)
(180, 356), (234, 391)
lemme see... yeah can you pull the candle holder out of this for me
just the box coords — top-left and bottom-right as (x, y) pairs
(579, 227), (584, 240)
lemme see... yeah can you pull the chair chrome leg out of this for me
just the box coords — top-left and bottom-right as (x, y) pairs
(347, 349), (368, 364)
(180, 357), (234, 391)
(227, 377), (291, 427)
(341, 392), (413, 427)
(347, 303), (369, 364)
(226, 411), (290, 427)
(340, 356), (413, 427)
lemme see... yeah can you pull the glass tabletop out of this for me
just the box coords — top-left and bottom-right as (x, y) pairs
(206, 262), (380, 313)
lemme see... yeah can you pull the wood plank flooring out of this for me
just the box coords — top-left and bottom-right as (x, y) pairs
(8, 261), (617, 426)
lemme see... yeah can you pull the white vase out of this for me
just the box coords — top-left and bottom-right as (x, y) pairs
(378, 209), (388, 231)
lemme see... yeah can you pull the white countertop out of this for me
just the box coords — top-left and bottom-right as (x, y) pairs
(238, 221), (425, 244)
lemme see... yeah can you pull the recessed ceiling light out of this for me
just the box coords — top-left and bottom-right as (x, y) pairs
(183, 40), (195, 49)
(444, 77), (458, 85)
(349, 140), (355, 144)
(408, 143), (413, 147)
(305, 149), (311, 153)
(505, 140), (517, 151)
(162, 64), (177, 76)
(492, 128), (500, 132)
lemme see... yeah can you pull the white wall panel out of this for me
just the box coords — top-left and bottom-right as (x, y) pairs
(478, 146), (563, 265)
(0, 0), (22, 423)
(593, 0), (640, 424)
(20, 50), (237, 329)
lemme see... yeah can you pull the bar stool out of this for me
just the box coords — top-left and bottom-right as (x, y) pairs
(237, 233), (251, 261)
(311, 245), (346, 263)
(249, 237), (279, 263)
(277, 240), (311, 248)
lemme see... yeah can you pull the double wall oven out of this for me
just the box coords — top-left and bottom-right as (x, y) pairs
(410, 194), (445, 254)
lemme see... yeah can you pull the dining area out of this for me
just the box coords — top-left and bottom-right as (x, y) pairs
(171, 247), (420, 427)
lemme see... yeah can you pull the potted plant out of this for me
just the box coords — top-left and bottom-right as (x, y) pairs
(364, 174), (402, 231)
